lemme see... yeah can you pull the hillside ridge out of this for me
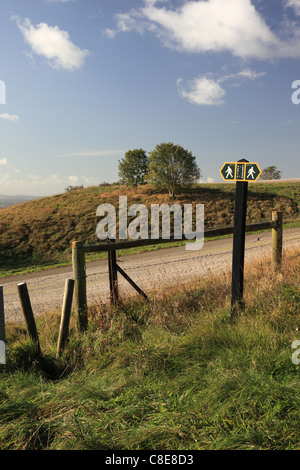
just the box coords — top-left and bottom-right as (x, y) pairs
(0, 182), (299, 274)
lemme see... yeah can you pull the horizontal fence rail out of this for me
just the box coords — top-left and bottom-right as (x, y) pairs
(72, 213), (283, 331)
(83, 220), (278, 254)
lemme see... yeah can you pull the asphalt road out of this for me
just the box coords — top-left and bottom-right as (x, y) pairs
(1, 227), (300, 323)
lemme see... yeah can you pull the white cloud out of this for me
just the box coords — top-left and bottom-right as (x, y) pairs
(0, 113), (19, 123)
(14, 16), (89, 70)
(66, 174), (98, 186)
(207, 177), (215, 183)
(0, 158), (7, 165)
(285, 0), (300, 15)
(177, 77), (225, 106)
(68, 175), (79, 185)
(109, 0), (300, 60)
(104, 28), (117, 39)
(82, 176), (98, 185)
(0, 172), (98, 194)
(218, 69), (266, 83)
(177, 68), (265, 105)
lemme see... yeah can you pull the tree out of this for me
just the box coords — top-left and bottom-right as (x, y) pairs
(64, 185), (84, 192)
(146, 142), (201, 197)
(261, 166), (282, 180)
(118, 149), (148, 192)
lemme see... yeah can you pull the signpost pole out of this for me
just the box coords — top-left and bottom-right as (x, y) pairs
(231, 159), (249, 318)
(0, 286), (5, 364)
(220, 158), (261, 318)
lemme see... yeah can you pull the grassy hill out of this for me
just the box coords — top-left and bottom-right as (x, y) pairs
(0, 182), (299, 276)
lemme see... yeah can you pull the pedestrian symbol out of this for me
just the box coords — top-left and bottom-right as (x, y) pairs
(245, 164), (260, 181)
(225, 166), (234, 178)
(220, 161), (261, 182)
(220, 163), (235, 180)
(247, 166), (255, 179)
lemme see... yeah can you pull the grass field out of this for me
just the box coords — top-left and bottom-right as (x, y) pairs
(0, 249), (299, 450)
(0, 181), (299, 278)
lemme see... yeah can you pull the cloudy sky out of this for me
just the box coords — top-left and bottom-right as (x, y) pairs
(1, 0), (300, 196)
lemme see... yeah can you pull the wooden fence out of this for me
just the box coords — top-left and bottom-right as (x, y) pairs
(72, 210), (283, 331)
(0, 210), (286, 361)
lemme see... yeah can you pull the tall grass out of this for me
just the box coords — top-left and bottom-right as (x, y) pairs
(0, 251), (300, 450)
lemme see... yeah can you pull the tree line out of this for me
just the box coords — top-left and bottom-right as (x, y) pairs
(118, 142), (201, 197)
(64, 145), (282, 194)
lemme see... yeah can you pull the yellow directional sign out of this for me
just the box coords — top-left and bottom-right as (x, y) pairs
(220, 162), (261, 182)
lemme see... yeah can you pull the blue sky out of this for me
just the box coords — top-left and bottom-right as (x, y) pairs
(0, 0), (300, 196)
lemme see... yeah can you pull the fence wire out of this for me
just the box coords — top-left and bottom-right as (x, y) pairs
(85, 229), (300, 304)
(2, 227), (299, 323)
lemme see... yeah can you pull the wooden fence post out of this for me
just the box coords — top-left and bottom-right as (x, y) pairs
(108, 240), (119, 305)
(72, 241), (88, 331)
(0, 286), (5, 364)
(272, 210), (283, 270)
(56, 278), (75, 358)
(17, 282), (41, 355)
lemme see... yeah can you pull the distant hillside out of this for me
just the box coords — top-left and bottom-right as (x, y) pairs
(0, 194), (39, 209)
(0, 182), (299, 274)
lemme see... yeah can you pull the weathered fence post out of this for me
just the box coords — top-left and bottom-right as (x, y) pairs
(0, 286), (5, 364)
(17, 282), (41, 355)
(272, 210), (283, 270)
(56, 278), (75, 358)
(108, 239), (119, 305)
(72, 241), (88, 331)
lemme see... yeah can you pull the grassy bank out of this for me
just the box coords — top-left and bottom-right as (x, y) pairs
(0, 182), (299, 278)
(0, 250), (300, 450)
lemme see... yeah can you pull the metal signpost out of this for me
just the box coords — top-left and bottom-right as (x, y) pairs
(220, 159), (261, 317)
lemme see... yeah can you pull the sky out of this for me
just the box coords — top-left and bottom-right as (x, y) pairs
(1, 0), (300, 196)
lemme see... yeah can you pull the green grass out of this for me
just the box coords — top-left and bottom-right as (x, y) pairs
(0, 182), (299, 278)
(1, 252), (300, 450)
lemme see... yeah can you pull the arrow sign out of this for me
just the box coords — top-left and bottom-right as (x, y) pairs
(220, 162), (261, 182)
(245, 163), (261, 181)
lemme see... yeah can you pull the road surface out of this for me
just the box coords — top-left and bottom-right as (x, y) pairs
(1, 227), (300, 323)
